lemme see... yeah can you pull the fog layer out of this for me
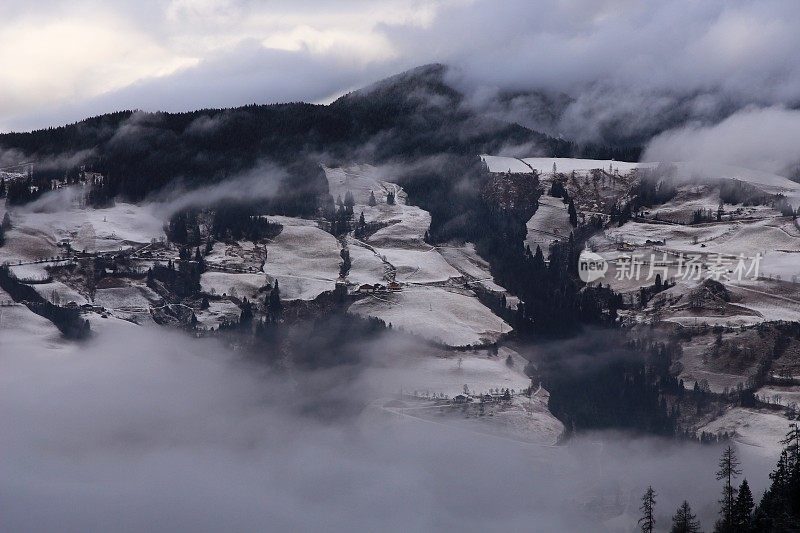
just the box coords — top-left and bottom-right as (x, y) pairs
(0, 321), (775, 532)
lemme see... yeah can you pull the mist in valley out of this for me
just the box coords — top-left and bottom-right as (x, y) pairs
(0, 321), (777, 532)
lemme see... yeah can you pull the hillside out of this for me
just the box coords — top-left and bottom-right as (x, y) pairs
(0, 65), (575, 205)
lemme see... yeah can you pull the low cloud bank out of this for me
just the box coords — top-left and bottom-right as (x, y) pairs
(0, 321), (776, 532)
(643, 106), (800, 177)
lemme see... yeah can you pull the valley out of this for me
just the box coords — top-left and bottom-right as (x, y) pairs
(3, 153), (799, 457)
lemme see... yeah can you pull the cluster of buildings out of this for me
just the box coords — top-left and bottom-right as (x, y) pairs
(357, 281), (403, 294)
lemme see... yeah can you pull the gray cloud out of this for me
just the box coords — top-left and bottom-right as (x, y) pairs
(4, 0), (800, 145)
(642, 106), (800, 176)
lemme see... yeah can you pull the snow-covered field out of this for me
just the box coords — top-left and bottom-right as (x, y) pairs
(325, 165), (431, 247)
(205, 240), (266, 272)
(590, 215), (800, 303)
(376, 247), (461, 284)
(727, 281), (800, 322)
(481, 155), (647, 176)
(755, 385), (800, 407)
(262, 223), (341, 300)
(7, 202), (164, 254)
(30, 280), (87, 305)
(349, 286), (510, 346)
(522, 157), (646, 176)
(8, 262), (54, 280)
(362, 346), (563, 445)
(195, 299), (242, 330)
(345, 240), (388, 286)
(700, 407), (793, 457)
(604, 217), (800, 258)
(526, 195), (573, 258)
(93, 286), (154, 310)
(759, 250), (800, 282)
(326, 165), (516, 345)
(436, 243), (512, 296)
(0, 288), (72, 354)
(201, 272), (269, 300)
(199, 218), (340, 302)
(364, 347), (530, 397)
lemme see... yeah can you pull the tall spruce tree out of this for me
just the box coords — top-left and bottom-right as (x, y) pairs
(732, 479), (754, 531)
(639, 486), (657, 533)
(567, 197), (578, 226)
(267, 280), (282, 321)
(715, 445), (742, 532)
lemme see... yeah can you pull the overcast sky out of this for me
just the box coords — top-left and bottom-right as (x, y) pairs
(3, 0), (800, 134)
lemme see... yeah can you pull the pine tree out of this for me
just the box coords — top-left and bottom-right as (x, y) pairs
(532, 245), (545, 272)
(339, 248), (351, 278)
(368, 191), (377, 206)
(671, 500), (701, 533)
(750, 423), (800, 531)
(0, 222), (4, 247)
(239, 297), (253, 326)
(386, 190), (395, 205)
(639, 486), (657, 533)
(344, 190), (355, 215)
(2, 212), (12, 230)
(732, 479), (754, 531)
(267, 279), (282, 320)
(356, 211), (366, 237)
(568, 198), (578, 227)
(781, 422), (800, 468)
(715, 445), (742, 532)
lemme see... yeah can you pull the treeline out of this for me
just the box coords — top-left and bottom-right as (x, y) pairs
(719, 179), (771, 206)
(632, 167), (678, 208)
(541, 333), (682, 436)
(164, 202), (285, 246)
(147, 253), (203, 298)
(0, 265), (90, 339)
(5, 175), (53, 205)
(253, 311), (390, 370)
(638, 427), (800, 532)
(0, 65), (643, 210)
(5, 168), (120, 208)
